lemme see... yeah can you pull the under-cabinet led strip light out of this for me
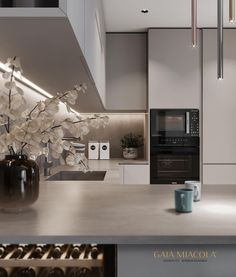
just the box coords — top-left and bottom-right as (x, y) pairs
(0, 61), (80, 116)
(217, 0), (224, 80)
(191, 0), (197, 47)
(229, 0), (235, 22)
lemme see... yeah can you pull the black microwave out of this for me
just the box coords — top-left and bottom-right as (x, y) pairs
(150, 109), (199, 138)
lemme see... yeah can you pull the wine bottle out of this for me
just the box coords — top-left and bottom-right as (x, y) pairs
(47, 267), (65, 277)
(31, 245), (45, 259)
(0, 268), (8, 277)
(70, 245), (83, 259)
(11, 245), (24, 259)
(37, 267), (50, 277)
(0, 245), (16, 259)
(51, 245), (64, 259)
(66, 268), (77, 277)
(77, 267), (91, 277)
(0, 246), (5, 257)
(90, 245), (100, 260)
(10, 267), (36, 277)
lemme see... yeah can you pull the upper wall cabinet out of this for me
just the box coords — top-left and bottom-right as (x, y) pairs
(84, 0), (106, 106)
(106, 33), (147, 111)
(148, 29), (201, 109)
(62, 0), (106, 107)
(64, 0), (85, 54)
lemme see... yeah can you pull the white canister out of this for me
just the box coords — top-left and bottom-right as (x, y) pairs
(185, 180), (201, 202)
(88, 141), (99, 160)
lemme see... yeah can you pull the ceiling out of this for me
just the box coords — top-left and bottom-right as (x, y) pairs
(0, 18), (104, 113)
(102, 0), (236, 32)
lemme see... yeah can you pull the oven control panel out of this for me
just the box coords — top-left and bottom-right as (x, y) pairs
(190, 111), (199, 136)
(157, 136), (199, 146)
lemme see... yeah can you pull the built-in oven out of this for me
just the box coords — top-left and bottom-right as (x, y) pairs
(150, 109), (200, 184)
(150, 143), (199, 184)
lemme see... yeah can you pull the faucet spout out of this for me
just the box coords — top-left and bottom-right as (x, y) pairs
(43, 159), (53, 176)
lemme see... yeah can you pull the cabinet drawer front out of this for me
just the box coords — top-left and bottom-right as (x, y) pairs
(203, 164), (236, 185)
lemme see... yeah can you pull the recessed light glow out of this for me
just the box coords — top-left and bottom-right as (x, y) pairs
(141, 9), (149, 14)
(0, 61), (80, 116)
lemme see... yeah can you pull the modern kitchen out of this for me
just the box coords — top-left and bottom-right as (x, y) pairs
(0, 0), (235, 277)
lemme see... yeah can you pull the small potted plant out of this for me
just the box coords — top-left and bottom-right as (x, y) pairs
(121, 133), (144, 159)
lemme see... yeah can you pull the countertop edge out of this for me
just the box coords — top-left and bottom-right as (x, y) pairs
(1, 236), (236, 244)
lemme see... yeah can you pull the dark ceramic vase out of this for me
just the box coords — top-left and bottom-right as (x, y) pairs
(0, 155), (39, 212)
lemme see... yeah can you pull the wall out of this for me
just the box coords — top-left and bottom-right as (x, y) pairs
(80, 114), (146, 159)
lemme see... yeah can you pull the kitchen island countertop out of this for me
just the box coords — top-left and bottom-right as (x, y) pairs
(0, 181), (236, 244)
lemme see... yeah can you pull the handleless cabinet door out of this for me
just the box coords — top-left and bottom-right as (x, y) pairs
(148, 29), (201, 109)
(106, 33), (147, 111)
(65, 0), (85, 54)
(84, 0), (106, 106)
(119, 164), (149, 185)
(203, 29), (236, 164)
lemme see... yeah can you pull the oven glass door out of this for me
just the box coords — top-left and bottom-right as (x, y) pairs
(151, 110), (190, 137)
(150, 146), (199, 184)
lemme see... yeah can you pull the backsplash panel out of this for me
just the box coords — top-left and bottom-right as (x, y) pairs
(81, 114), (146, 159)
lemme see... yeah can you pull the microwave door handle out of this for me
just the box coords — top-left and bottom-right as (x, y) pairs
(186, 112), (190, 134)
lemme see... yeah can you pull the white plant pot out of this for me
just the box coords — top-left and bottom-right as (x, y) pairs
(123, 148), (138, 159)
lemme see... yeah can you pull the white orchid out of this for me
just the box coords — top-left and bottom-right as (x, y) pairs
(0, 56), (109, 167)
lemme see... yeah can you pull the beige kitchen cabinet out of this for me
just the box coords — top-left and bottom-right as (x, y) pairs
(84, 0), (106, 106)
(203, 165), (236, 185)
(62, 0), (106, 107)
(119, 163), (149, 185)
(106, 33), (147, 111)
(64, 0), (85, 54)
(203, 29), (236, 184)
(148, 29), (201, 109)
(203, 29), (236, 164)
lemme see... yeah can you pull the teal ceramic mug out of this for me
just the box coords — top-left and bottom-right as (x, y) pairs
(175, 188), (193, 213)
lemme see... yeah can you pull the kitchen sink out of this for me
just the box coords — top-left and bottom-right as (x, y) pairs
(46, 171), (106, 181)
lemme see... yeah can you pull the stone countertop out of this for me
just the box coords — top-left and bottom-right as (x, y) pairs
(0, 181), (236, 244)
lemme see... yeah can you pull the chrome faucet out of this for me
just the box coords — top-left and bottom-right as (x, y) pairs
(43, 143), (53, 176)
(43, 156), (53, 177)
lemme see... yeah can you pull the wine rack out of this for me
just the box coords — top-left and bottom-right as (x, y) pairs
(0, 244), (103, 268)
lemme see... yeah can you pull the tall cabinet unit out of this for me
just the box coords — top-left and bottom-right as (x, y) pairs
(203, 29), (236, 184)
(148, 29), (201, 177)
